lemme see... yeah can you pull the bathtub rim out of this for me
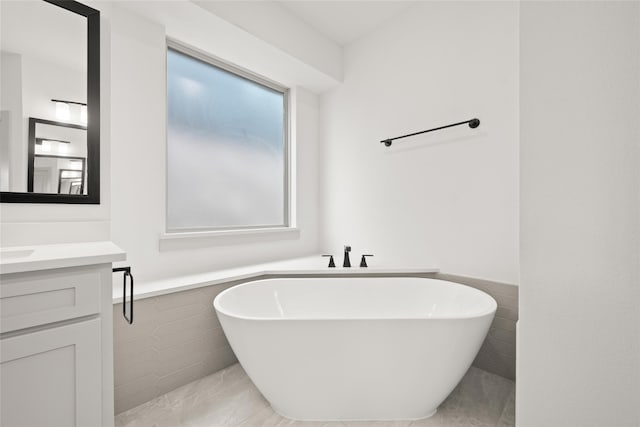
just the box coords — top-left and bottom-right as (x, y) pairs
(213, 276), (497, 322)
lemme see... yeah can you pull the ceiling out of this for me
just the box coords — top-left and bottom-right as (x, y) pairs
(277, 1), (414, 46)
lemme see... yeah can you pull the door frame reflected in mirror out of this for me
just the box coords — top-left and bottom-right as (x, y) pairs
(0, 0), (100, 204)
(28, 118), (88, 195)
(57, 168), (85, 194)
(31, 153), (87, 195)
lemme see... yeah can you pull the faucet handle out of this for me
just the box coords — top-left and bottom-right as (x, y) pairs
(321, 254), (336, 268)
(360, 254), (374, 268)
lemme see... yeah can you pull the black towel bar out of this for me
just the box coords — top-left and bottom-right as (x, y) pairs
(113, 266), (134, 325)
(381, 118), (480, 147)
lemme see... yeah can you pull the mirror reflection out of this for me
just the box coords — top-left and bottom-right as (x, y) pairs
(0, 0), (87, 194)
(29, 118), (87, 195)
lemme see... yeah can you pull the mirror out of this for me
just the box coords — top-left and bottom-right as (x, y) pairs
(0, 0), (100, 204)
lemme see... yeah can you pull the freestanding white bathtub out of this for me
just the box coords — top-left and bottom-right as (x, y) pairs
(213, 277), (496, 421)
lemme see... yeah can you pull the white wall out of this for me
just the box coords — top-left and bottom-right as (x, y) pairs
(518, 2), (640, 425)
(109, 4), (321, 283)
(116, 1), (341, 93)
(192, 0), (342, 82)
(319, 2), (519, 284)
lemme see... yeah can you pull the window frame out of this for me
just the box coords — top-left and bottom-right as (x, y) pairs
(164, 39), (291, 235)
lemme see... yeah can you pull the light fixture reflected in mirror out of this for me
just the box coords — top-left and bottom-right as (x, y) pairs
(52, 99), (87, 123)
(80, 105), (87, 124)
(55, 101), (70, 121)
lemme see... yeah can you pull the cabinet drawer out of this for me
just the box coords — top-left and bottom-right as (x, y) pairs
(0, 266), (102, 333)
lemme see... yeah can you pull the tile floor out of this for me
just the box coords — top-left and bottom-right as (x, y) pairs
(115, 364), (515, 427)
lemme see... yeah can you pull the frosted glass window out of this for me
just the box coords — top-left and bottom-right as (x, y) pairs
(167, 46), (288, 231)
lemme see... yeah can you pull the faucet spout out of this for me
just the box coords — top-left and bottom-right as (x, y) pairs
(343, 245), (351, 268)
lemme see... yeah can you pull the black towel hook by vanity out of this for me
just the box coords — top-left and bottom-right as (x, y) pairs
(113, 266), (134, 325)
(381, 118), (480, 147)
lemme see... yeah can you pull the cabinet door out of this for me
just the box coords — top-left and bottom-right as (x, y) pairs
(1, 318), (102, 427)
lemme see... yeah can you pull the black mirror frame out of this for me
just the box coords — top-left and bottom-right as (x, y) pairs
(0, 0), (100, 204)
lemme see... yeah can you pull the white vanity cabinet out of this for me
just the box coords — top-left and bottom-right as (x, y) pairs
(0, 242), (125, 427)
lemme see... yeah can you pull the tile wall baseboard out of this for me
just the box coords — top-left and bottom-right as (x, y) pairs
(113, 272), (517, 414)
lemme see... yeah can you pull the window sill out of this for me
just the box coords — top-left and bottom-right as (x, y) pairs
(158, 227), (300, 251)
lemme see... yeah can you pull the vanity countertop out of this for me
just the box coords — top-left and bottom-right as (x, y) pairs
(112, 255), (439, 303)
(0, 241), (126, 274)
